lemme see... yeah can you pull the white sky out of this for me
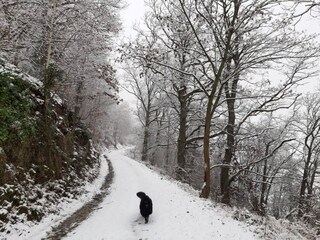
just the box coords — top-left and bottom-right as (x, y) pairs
(117, 0), (146, 106)
(120, 0), (145, 39)
(294, 7), (320, 92)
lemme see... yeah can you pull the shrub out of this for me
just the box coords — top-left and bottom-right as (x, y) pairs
(0, 72), (36, 145)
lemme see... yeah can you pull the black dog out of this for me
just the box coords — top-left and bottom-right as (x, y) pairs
(136, 192), (153, 223)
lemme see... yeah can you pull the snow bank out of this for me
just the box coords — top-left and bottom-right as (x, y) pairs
(3, 149), (109, 240)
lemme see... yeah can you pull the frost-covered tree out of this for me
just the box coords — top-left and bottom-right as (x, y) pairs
(123, 0), (318, 202)
(295, 93), (320, 217)
(0, 0), (123, 142)
(121, 46), (162, 162)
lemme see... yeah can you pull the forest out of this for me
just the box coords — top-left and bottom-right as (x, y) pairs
(0, 0), (320, 236)
(119, 0), (320, 223)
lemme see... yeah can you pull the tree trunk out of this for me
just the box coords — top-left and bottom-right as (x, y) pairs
(260, 144), (270, 214)
(298, 147), (312, 217)
(259, 159), (268, 214)
(220, 53), (239, 204)
(220, 96), (235, 204)
(200, 94), (214, 198)
(176, 85), (187, 181)
(43, 0), (60, 178)
(151, 110), (165, 166)
(141, 106), (151, 162)
(141, 127), (150, 162)
(165, 112), (171, 170)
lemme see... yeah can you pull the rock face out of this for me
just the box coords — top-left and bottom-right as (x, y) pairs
(0, 59), (100, 233)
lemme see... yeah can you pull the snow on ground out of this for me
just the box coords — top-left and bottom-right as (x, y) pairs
(64, 148), (259, 240)
(4, 149), (109, 240)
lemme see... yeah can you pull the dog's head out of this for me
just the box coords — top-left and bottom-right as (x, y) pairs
(136, 192), (146, 199)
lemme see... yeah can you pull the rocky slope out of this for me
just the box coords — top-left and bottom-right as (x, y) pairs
(0, 59), (100, 234)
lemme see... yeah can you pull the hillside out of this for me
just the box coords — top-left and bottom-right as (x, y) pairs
(0, 59), (101, 234)
(62, 149), (319, 240)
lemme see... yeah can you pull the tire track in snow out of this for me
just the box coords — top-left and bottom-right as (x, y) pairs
(44, 156), (114, 240)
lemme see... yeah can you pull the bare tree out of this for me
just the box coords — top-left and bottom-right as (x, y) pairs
(121, 42), (162, 162)
(136, 0), (318, 201)
(295, 93), (320, 217)
(0, 0), (123, 144)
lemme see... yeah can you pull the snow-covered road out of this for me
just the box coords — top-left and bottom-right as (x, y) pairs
(64, 149), (258, 240)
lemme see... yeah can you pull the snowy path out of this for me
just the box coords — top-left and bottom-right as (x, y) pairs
(63, 149), (258, 240)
